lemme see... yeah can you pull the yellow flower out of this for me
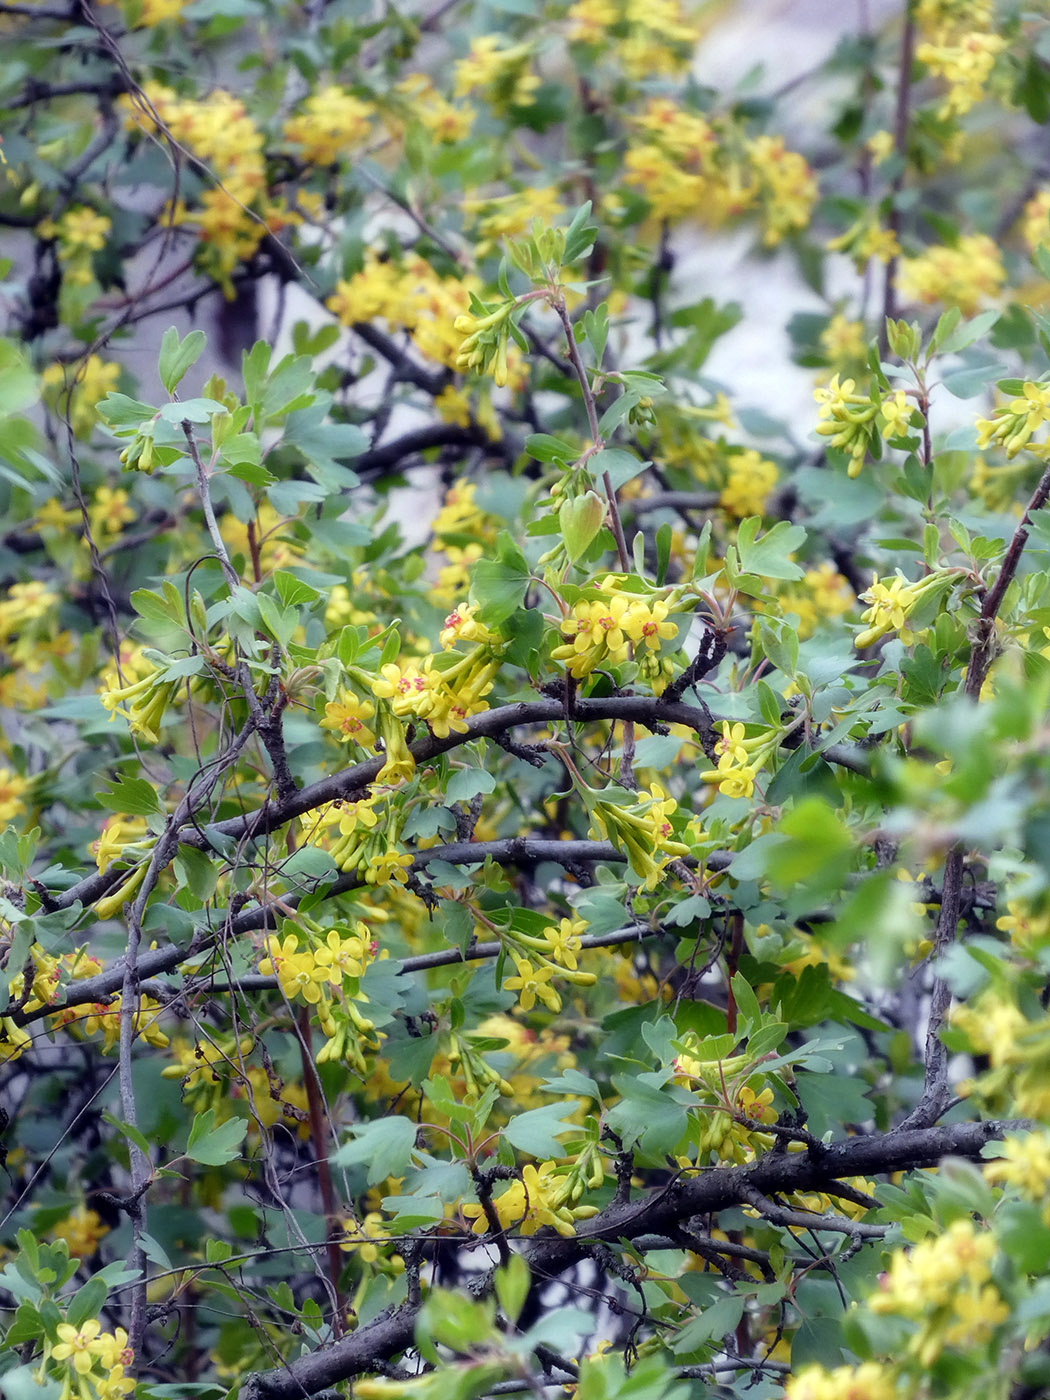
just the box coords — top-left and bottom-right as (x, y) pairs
(319, 692), (377, 747)
(364, 848), (413, 885)
(504, 956), (562, 1013)
(52, 1317), (106, 1375)
(984, 1130), (1050, 1200)
(339, 1211), (388, 1261)
(899, 234), (1005, 314)
(315, 923), (373, 983)
(699, 752), (758, 800)
(719, 449), (778, 518)
(542, 917), (587, 971)
(0, 767), (28, 822)
(370, 661), (431, 717)
(284, 87), (373, 165)
(258, 935), (329, 1006)
(786, 1362), (897, 1400)
(89, 486), (135, 537)
(855, 573), (924, 649)
(53, 206), (110, 253)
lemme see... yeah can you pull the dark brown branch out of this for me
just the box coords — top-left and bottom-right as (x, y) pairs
(241, 1118), (1022, 1399)
(905, 453), (1050, 1129)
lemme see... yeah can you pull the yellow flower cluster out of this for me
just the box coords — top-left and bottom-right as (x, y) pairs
(106, 0), (184, 25)
(307, 793), (414, 884)
(551, 583), (678, 680)
(819, 314), (868, 371)
(49, 992), (168, 1055)
(0, 766), (29, 823)
(567, 0), (701, 78)
(463, 185), (565, 257)
(259, 920), (380, 1071)
(996, 899), (1050, 954)
(3, 942), (101, 1041)
(589, 782), (688, 890)
(372, 647), (499, 743)
(339, 1210), (394, 1263)
(915, 0), (1004, 120)
(826, 217), (901, 268)
(855, 570), (946, 650)
(453, 35), (539, 110)
(161, 1034), (311, 1136)
(1021, 188), (1050, 252)
(814, 376), (919, 478)
(259, 923), (374, 1005)
(985, 1130), (1050, 1216)
(430, 482), (497, 604)
(953, 990), (1050, 1120)
(719, 449), (778, 518)
(502, 916), (596, 1014)
(622, 98), (816, 244)
(49, 1204), (109, 1258)
(390, 73), (475, 145)
(37, 206), (110, 287)
(1, 940), (105, 1063)
(785, 1362), (897, 1400)
(699, 721), (780, 801)
(976, 381), (1050, 458)
(462, 1160), (599, 1237)
(868, 1218), (1009, 1364)
(898, 234), (1005, 314)
(673, 1034), (778, 1164)
(283, 86), (373, 166)
(327, 254), (524, 382)
(89, 486), (136, 538)
(124, 83), (276, 295)
(50, 1316), (134, 1396)
(0, 580), (57, 644)
(99, 660), (180, 745)
(41, 355), (120, 438)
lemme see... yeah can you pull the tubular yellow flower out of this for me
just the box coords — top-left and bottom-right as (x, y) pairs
(52, 1317), (106, 1375)
(854, 572), (924, 649)
(320, 691), (377, 747)
(505, 956), (562, 1013)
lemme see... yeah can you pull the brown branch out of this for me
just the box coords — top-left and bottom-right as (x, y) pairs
(881, 8), (916, 340)
(904, 453), (1050, 1129)
(241, 1118), (1022, 1399)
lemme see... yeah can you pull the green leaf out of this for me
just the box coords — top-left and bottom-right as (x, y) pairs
(158, 325), (207, 394)
(100, 1111), (154, 1158)
(501, 1104), (577, 1157)
(273, 570), (321, 608)
(0, 339), (39, 418)
(130, 587), (183, 629)
(445, 768), (497, 804)
(562, 200), (596, 265)
(588, 447), (648, 492)
(174, 844), (220, 903)
(95, 775), (162, 817)
(65, 1276), (109, 1328)
(495, 1254), (530, 1325)
(525, 433), (576, 463)
(733, 517), (806, 581)
(934, 309), (999, 356)
(605, 1074), (692, 1156)
(156, 397), (228, 425)
(470, 531), (530, 626)
(185, 1109), (248, 1166)
(332, 1116), (417, 1185)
